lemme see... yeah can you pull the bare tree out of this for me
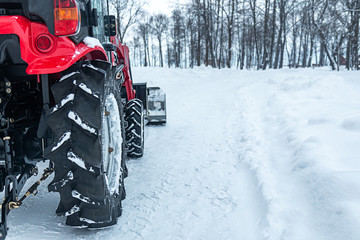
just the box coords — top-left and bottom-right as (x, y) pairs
(262, 0), (270, 69)
(171, 9), (186, 68)
(225, 0), (236, 68)
(111, 0), (144, 42)
(138, 22), (151, 67)
(149, 14), (169, 67)
(129, 0), (360, 70)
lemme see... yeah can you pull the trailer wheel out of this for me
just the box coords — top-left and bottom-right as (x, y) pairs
(45, 60), (126, 227)
(125, 98), (144, 158)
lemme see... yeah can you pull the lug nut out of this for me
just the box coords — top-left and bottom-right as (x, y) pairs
(9, 118), (14, 123)
(6, 82), (11, 87)
(6, 88), (11, 94)
(31, 167), (39, 176)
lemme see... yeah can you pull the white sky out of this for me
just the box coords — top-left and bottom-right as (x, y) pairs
(145, 0), (186, 15)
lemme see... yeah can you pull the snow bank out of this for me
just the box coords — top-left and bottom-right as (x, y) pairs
(132, 66), (360, 239)
(230, 68), (360, 240)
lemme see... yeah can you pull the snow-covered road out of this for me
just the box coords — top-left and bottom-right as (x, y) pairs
(6, 67), (360, 240)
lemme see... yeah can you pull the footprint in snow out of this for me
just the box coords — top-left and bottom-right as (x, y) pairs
(307, 117), (329, 126)
(342, 118), (360, 131)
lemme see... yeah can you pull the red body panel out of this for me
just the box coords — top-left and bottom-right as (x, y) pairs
(0, 16), (107, 75)
(111, 36), (136, 100)
(0, 16), (135, 101)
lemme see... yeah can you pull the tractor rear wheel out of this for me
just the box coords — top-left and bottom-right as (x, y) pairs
(45, 60), (126, 227)
(125, 99), (144, 158)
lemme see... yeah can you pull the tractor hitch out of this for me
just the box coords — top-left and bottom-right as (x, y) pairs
(0, 166), (52, 240)
(0, 168), (32, 240)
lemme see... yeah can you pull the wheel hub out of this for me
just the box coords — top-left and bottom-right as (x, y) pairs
(102, 93), (123, 195)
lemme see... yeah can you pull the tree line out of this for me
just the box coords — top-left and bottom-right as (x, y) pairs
(113, 0), (360, 70)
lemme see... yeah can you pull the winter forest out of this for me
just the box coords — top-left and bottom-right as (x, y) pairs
(112, 0), (360, 70)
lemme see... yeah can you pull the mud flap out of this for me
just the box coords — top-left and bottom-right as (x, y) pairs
(133, 83), (148, 109)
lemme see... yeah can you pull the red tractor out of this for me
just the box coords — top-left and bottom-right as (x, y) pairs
(0, 0), (166, 238)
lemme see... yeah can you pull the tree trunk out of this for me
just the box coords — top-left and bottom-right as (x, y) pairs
(167, 37), (171, 67)
(346, 34), (351, 70)
(219, 15), (224, 69)
(291, 20), (297, 68)
(147, 41), (151, 67)
(143, 39), (148, 67)
(274, 25), (282, 69)
(354, 7), (359, 70)
(269, 0), (277, 68)
(307, 35), (314, 67)
(324, 44), (336, 70)
(319, 43), (325, 66)
(158, 36), (163, 67)
(208, 0), (216, 68)
(280, 21), (286, 69)
(302, 33), (308, 68)
(262, 0), (270, 70)
(250, 0), (260, 69)
(196, 19), (201, 66)
(227, 0), (235, 68)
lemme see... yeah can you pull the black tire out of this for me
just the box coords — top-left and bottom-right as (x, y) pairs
(125, 98), (144, 158)
(45, 60), (127, 227)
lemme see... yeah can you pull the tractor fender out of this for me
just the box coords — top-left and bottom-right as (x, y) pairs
(111, 36), (136, 100)
(0, 16), (108, 75)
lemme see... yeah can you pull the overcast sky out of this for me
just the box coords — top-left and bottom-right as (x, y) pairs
(145, 0), (180, 15)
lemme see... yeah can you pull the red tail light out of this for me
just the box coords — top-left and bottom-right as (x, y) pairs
(54, 0), (80, 36)
(36, 34), (54, 53)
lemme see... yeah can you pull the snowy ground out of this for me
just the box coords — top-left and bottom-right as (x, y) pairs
(5, 67), (360, 239)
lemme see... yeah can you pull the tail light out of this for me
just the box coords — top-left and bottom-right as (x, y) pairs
(54, 0), (80, 36)
(36, 34), (54, 53)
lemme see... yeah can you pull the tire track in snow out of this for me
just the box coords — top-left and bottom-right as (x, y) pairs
(229, 79), (321, 240)
(98, 67), (268, 240)
(231, 72), (358, 240)
(5, 67), (266, 240)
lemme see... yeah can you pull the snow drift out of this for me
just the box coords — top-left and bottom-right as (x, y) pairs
(3, 66), (359, 240)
